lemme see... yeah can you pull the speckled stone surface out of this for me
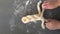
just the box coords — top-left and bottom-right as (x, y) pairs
(0, 0), (60, 34)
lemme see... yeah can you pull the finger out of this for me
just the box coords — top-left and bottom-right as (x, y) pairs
(45, 23), (55, 30)
(45, 23), (52, 30)
(42, 1), (51, 9)
(42, 2), (48, 9)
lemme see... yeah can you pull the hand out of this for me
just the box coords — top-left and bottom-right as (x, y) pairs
(42, 1), (58, 9)
(45, 19), (60, 30)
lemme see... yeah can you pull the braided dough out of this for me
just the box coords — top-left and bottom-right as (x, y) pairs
(21, 1), (47, 29)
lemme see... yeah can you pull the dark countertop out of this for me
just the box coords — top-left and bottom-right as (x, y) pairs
(0, 0), (60, 34)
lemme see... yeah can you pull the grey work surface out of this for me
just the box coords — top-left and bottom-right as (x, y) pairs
(0, 0), (60, 34)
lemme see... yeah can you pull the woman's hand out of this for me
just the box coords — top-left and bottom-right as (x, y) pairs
(42, 1), (58, 9)
(45, 19), (60, 30)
